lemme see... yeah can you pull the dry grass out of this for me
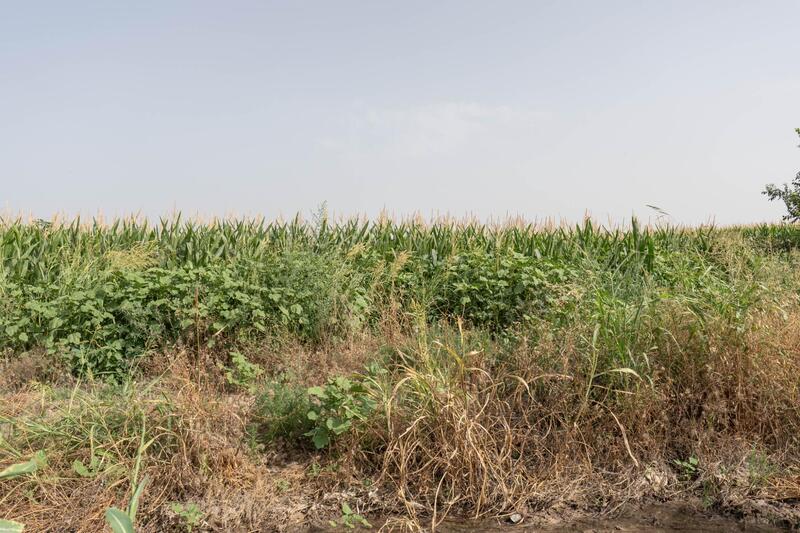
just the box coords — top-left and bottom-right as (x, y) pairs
(361, 307), (800, 530)
(0, 354), (322, 532)
(1, 305), (799, 531)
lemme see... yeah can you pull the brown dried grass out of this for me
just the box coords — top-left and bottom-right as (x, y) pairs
(1, 307), (798, 531)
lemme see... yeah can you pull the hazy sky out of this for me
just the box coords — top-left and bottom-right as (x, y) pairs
(2, 1), (799, 224)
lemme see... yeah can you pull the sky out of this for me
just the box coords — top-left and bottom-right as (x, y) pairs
(1, 0), (799, 225)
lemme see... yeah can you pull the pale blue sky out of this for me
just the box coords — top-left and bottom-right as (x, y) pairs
(2, 1), (799, 224)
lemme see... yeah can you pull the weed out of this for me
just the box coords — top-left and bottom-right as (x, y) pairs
(328, 502), (371, 529)
(673, 456), (700, 480)
(274, 478), (291, 493)
(170, 502), (204, 532)
(746, 450), (777, 488)
(250, 374), (313, 444)
(306, 376), (376, 449)
(222, 351), (263, 391)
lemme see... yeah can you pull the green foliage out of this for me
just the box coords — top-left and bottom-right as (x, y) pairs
(673, 456), (700, 480)
(223, 351), (263, 391)
(250, 375), (313, 444)
(328, 502), (372, 529)
(0, 450), (46, 479)
(0, 249), (366, 376)
(763, 128), (800, 222)
(306, 376), (376, 449)
(436, 250), (565, 329)
(1, 383), (170, 533)
(71, 430), (111, 478)
(742, 223), (800, 253)
(106, 468), (148, 532)
(746, 450), (777, 488)
(170, 502), (204, 532)
(0, 519), (25, 533)
(0, 214), (788, 378)
(105, 508), (134, 533)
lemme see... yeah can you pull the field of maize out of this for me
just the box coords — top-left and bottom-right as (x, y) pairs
(2, 215), (787, 376)
(1, 215), (800, 531)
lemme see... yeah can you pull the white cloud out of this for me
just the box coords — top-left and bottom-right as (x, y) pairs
(320, 102), (546, 160)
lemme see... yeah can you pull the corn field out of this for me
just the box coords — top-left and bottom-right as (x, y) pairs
(0, 215), (798, 378)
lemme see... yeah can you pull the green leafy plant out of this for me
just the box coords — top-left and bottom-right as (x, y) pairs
(673, 456), (700, 480)
(72, 426), (113, 478)
(306, 376), (376, 449)
(105, 475), (147, 533)
(249, 374), (313, 444)
(223, 351), (263, 391)
(763, 128), (800, 222)
(306, 460), (340, 478)
(104, 411), (154, 533)
(746, 450), (777, 488)
(328, 502), (371, 529)
(0, 450), (46, 479)
(170, 502), (204, 532)
(105, 508), (135, 533)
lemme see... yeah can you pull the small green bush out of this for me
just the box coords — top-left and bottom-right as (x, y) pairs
(250, 375), (313, 445)
(306, 376), (376, 449)
(170, 502), (204, 532)
(222, 351), (263, 391)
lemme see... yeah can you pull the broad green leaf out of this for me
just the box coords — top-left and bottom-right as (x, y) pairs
(0, 519), (25, 533)
(307, 386), (326, 398)
(72, 459), (92, 477)
(311, 430), (329, 449)
(331, 421), (351, 435)
(0, 451), (46, 480)
(341, 502), (353, 515)
(105, 507), (134, 533)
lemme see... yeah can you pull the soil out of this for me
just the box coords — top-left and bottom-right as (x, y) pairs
(307, 501), (794, 532)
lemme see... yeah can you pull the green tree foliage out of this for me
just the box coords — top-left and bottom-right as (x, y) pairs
(763, 128), (800, 222)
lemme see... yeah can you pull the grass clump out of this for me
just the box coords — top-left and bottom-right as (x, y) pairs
(249, 374), (313, 445)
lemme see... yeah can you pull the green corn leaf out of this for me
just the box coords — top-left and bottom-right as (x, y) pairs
(128, 475), (148, 521)
(105, 507), (134, 533)
(0, 519), (25, 533)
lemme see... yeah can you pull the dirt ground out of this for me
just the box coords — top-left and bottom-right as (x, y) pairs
(305, 500), (797, 532)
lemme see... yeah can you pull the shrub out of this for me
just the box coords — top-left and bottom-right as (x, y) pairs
(306, 376), (377, 449)
(250, 375), (313, 445)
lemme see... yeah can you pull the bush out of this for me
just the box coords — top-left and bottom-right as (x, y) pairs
(250, 375), (313, 445)
(306, 376), (377, 449)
